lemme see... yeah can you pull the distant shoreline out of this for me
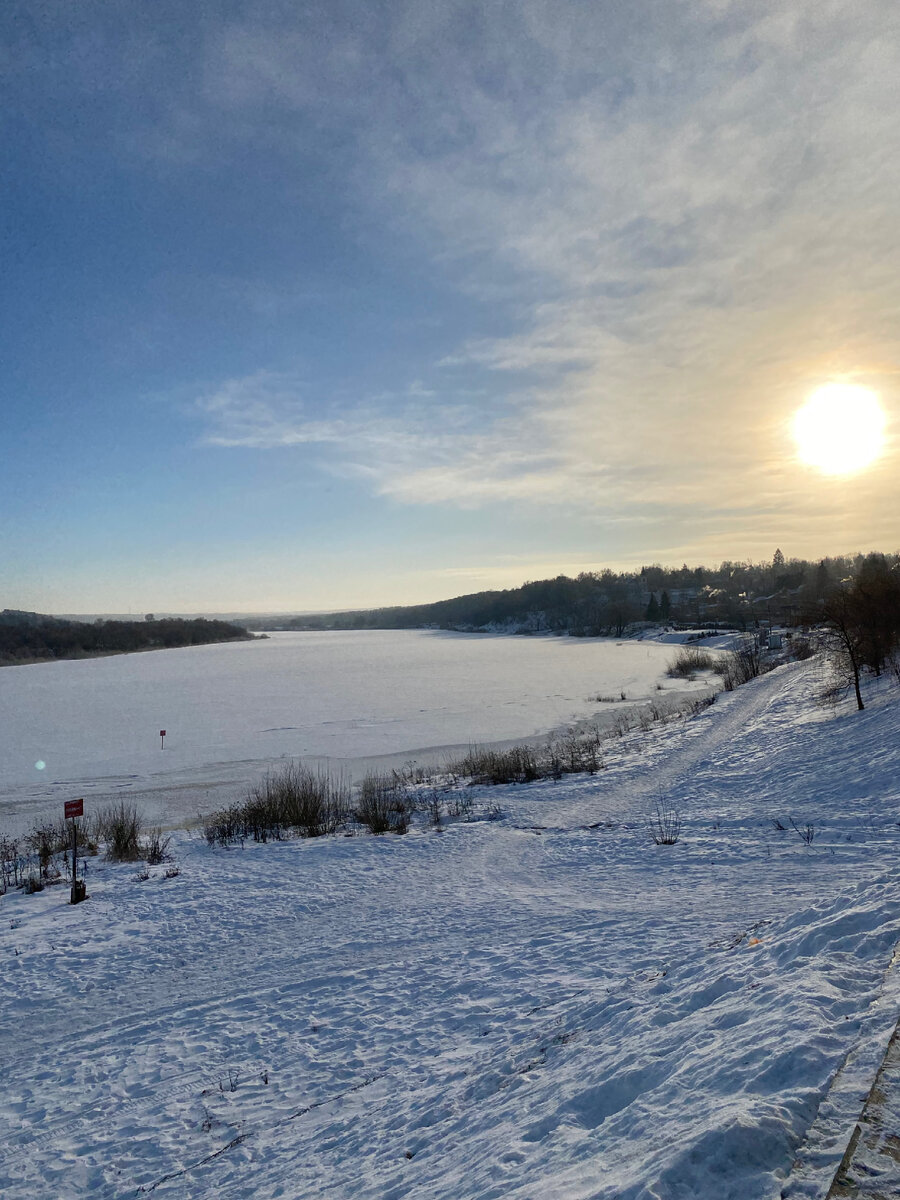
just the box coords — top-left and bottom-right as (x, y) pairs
(0, 634), (260, 670)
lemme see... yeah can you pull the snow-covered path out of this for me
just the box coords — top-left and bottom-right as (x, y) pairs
(0, 659), (897, 1199)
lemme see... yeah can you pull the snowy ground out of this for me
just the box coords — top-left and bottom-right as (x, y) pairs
(0, 655), (897, 1199)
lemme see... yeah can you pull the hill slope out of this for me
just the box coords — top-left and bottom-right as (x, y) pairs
(1, 658), (898, 1198)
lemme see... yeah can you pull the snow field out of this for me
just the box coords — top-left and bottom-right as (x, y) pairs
(0, 657), (897, 1199)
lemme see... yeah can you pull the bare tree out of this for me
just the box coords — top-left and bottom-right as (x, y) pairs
(822, 584), (867, 710)
(819, 556), (900, 710)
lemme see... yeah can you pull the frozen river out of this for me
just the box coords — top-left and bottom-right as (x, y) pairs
(0, 629), (693, 828)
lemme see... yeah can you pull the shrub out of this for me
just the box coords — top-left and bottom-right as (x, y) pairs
(556, 730), (602, 775)
(649, 804), (681, 846)
(0, 835), (24, 893)
(445, 792), (475, 820)
(448, 730), (603, 786)
(263, 763), (348, 838)
(204, 763), (350, 846)
(448, 744), (541, 785)
(25, 820), (69, 878)
(203, 806), (243, 847)
(789, 817), (815, 846)
(667, 647), (717, 678)
(424, 790), (443, 828)
(717, 641), (766, 690)
(2, 815), (100, 892)
(96, 802), (144, 861)
(355, 773), (412, 834)
(144, 828), (172, 864)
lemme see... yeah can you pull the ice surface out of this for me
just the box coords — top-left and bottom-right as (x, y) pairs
(0, 630), (701, 829)
(0, 656), (897, 1198)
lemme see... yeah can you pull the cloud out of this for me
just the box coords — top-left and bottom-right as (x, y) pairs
(195, 371), (549, 505)
(197, 372), (344, 448)
(185, 2), (900, 551)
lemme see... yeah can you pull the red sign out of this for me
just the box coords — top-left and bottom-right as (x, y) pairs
(160, 730), (166, 737)
(65, 799), (84, 820)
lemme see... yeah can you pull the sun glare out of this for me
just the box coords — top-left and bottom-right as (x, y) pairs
(792, 383), (886, 475)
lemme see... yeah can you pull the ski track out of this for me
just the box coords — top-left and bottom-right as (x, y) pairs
(1, 659), (898, 1199)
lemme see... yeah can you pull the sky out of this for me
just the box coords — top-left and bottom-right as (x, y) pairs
(3, 0), (899, 614)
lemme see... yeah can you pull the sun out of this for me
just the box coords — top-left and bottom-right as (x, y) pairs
(792, 383), (886, 475)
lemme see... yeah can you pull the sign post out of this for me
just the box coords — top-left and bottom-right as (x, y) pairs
(160, 729), (166, 750)
(65, 798), (85, 904)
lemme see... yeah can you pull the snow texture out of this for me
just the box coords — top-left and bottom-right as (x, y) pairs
(0, 654), (897, 1198)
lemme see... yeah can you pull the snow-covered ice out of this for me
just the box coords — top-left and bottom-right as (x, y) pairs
(0, 630), (705, 831)
(0, 655), (897, 1198)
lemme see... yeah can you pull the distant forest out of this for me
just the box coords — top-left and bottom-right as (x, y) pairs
(0, 611), (252, 665)
(271, 552), (900, 637)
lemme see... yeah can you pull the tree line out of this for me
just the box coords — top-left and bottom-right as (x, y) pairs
(278, 552), (898, 638)
(0, 611), (252, 665)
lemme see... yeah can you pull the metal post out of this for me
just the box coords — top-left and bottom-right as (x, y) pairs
(65, 798), (85, 903)
(70, 818), (77, 902)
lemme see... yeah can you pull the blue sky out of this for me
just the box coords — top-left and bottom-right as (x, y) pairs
(3, 0), (899, 613)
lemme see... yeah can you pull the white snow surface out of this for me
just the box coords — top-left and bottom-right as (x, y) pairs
(1, 657), (898, 1199)
(0, 630), (705, 831)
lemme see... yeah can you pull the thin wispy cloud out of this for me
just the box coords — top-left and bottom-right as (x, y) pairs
(187, 1), (899, 545)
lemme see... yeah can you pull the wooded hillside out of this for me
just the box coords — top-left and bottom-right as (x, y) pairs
(0, 611), (252, 665)
(276, 553), (898, 636)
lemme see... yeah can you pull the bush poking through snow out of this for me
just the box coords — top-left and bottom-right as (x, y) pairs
(649, 804), (681, 846)
(789, 817), (815, 846)
(667, 647), (717, 678)
(96, 803), (144, 861)
(448, 731), (603, 786)
(2, 818), (97, 893)
(449, 744), (542, 785)
(0, 835), (25, 893)
(204, 764), (350, 846)
(250, 763), (348, 839)
(25, 822), (63, 879)
(445, 792), (475, 820)
(355, 773), (412, 834)
(424, 791), (444, 828)
(144, 828), (172, 864)
(558, 730), (602, 775)
(1, 807), (174, 891)
(718, 642), (768, 691)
